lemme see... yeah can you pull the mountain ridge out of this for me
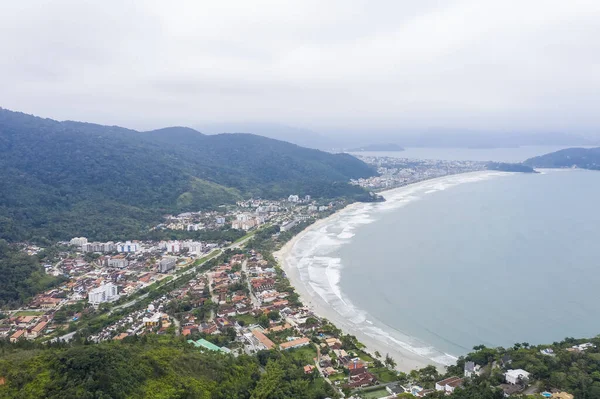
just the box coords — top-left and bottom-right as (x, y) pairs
(0, 108), (376, 242)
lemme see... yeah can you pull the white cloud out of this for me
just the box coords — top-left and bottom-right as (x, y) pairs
(0, 0), (599, 133)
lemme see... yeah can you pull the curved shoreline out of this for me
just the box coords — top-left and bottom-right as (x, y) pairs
(274, 171), (509, 372)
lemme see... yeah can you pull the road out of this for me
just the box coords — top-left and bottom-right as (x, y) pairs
(106, 235), (255, 316)
(241, 259), (260, 309)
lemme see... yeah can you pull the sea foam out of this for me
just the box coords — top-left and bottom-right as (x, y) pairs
(286, 171), (509, 366)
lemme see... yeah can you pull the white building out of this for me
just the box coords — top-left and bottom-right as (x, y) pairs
(107, 257), (129, 268)
(117, 241), (139, 253)
(88, 283), (119, 305)
(464, 361), (481, 378)
(505, 369), (530, 385)
(288, 195), (300, 202)
(183, 241), (204, 255)
(215, 217), (226, 225)
(159, 257), (177, 273)
(70, 237), (88, 247)
(280, 220), (297, 232)
(164, 241), (181, 253)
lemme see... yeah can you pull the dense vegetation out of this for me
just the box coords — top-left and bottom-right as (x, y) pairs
(0, 337), (337, 399)
(0, 240), (63, 307)
(485, 162), (537, 173)
(0, 108), (376, 242)
(524, 147), (600, 170)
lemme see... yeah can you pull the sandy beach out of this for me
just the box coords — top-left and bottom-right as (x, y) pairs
(274, 171), (507, 373)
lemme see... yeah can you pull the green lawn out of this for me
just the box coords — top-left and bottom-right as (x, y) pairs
(328, 373), (346, 382)
(286, 345), (318, 365)
(355, 349), (375, 363)
(370, 367), (398, 383)
(232, 313), (258, 326)
(14, 310), (45, 316)
(357, 387), (389, 398)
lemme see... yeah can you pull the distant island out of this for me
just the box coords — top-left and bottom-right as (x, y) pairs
(486, 162), (538, 173)
(524, 147), (600, 170)
(349, 143), (405, 152)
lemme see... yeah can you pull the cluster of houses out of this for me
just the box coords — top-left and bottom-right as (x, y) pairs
(3, 315), (50, 342)
(350, 156), (483, 190)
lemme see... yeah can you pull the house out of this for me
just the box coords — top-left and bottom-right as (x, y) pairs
(27, 321), (48, 339)
(446, 378), (464, 393)
(325, 337), (342, 349)
(416, 389), (435, 397)
(500, 384), (523, 397)
(464, 361), (482, 378)
(142, 312), (163, 327)
(540, 348), (555, 356)
(280, 337), (310, 350)
(551, 392), (574, 399)
(386, 382), (406, 396)
(9, 329), (25, 343)
(251, 329), (275, 350)
(303, 365), (315, 374)
(435, 376), (463, 392)
(505, 369), (530, 385)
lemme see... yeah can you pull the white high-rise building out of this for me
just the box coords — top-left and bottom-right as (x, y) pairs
(70, 237), (88, 247)
(88, 283), (119, 304)
(116, 241), (139, 253)
(164, 241), (181, 253)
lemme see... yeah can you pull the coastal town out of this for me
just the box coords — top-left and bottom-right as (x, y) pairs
(350, 156), (484, 191)
(0, 158), (584, 399)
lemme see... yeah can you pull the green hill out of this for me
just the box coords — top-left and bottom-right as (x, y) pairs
(0, 108), (376, 242)
(524, 147), (600, 170)
(0, 337), (336, 399)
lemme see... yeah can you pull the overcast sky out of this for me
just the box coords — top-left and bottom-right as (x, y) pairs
(1, 0), (599, 134)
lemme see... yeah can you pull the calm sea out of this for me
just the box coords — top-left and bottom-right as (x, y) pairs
(337, 169), (600, 357)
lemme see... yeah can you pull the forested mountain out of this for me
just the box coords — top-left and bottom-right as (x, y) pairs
(0, 337), (336, 399)
(0, 240), (63, 307)
(0, 108), (376, 242)
(524, 147), (600, 170)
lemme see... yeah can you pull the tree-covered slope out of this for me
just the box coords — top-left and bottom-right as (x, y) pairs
(524, 147), (600, 170)
(0, 337), (336, 399)
(0, 108), (376, 242)
(0, 240), (63, 307)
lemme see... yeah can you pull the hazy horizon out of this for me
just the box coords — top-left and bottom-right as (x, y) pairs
(1, 1), (600, 145)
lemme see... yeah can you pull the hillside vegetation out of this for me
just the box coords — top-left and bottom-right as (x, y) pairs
(0, 337), (336, 399)
(0, 240), (63, 308)
(524, 147), (600, 170)
(0, 108), (376, 242)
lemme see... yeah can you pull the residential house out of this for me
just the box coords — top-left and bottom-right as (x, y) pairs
(435, 376), (463, 393)
(280, 337), (310, 350)
(505, 369), (530, 385)
(464, 361), (482, 378)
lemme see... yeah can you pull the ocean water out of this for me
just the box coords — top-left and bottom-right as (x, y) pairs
(288, 169), (600, 364)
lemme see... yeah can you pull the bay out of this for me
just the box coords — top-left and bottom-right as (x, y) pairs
(337, 169), (600, 357)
